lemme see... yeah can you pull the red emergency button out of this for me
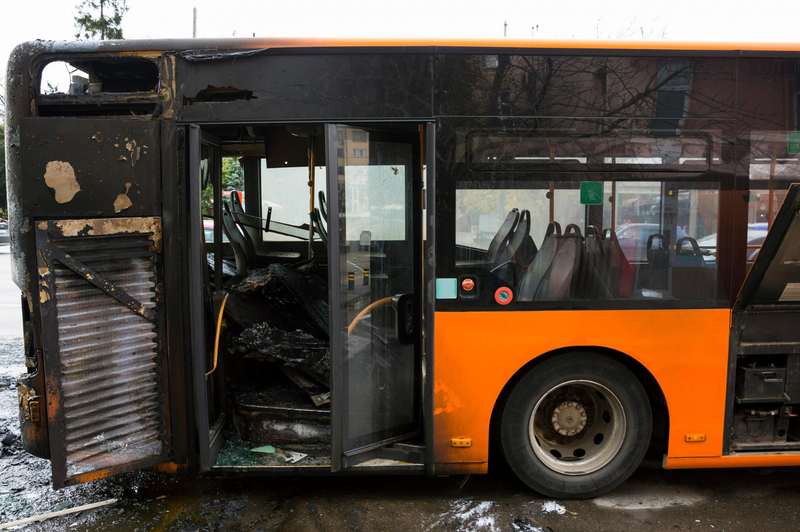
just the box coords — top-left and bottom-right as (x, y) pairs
(495, 287), (513, 305)
(461, 278), (475, 291)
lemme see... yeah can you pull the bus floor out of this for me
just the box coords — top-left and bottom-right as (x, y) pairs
(214, 432), (332, 468)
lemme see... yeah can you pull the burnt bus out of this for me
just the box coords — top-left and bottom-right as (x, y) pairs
(6, 38), (800, 498)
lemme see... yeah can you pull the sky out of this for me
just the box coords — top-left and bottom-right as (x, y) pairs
(2, 0), (800, 96)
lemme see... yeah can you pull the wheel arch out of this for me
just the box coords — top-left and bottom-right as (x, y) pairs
(488, 346), (669, 465)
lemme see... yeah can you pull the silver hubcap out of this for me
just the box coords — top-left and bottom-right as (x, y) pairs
(528, 380), (626, 475)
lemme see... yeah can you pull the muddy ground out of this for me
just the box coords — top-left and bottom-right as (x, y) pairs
(1, 336), (800, 532)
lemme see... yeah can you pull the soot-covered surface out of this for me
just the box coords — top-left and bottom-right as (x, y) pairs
(236, 324), (330, 386)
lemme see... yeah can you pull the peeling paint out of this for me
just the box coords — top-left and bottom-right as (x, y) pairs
(40, 289), (50, 304)
(434, 380), (463, 415)
(43, 161), (81, 203)
(114, 183), (133, 213)
(126, 140), (141, 166)
(92, 132), (104, 142)
(46, 217), (162, 251)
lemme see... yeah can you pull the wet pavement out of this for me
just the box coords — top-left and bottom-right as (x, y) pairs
(3, 338), (800, 530)
(1, 249), (800, 531)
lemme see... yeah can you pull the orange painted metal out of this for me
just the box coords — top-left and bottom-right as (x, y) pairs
(150, 462), (183, 475)
(126, 37), (800, 53)
(432, 309), (730, 470)
(664, 453), (800, 469)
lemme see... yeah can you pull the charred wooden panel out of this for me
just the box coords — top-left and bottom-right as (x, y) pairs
(19, 118), (161, 218)
(37, 217), (169, 487)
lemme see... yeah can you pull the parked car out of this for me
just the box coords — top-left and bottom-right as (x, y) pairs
(615, 223), (687, 262)
(0, 222), (9, 246)
(203, 219), (230, 244)
(696, 224), (768, 265)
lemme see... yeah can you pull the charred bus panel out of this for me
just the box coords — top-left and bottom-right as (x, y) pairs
(8, 38), (800, 496)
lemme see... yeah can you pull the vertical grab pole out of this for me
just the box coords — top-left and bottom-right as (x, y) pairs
(549, 137), (555, 222)
(308, 137), (316, 259)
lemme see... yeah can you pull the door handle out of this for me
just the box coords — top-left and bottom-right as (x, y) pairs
(392, 293), (415, 345)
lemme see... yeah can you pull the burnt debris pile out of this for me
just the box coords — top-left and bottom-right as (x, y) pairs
(223, 263), (331, 452)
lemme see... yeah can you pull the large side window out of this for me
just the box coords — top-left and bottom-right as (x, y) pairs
(439, 130), (729, 310)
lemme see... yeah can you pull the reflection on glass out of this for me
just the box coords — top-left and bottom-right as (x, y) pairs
(337, 127), (418, 452)
(468, 133), (710, 171)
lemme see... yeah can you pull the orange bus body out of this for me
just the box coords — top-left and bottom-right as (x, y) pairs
(434, 309), (731, 473)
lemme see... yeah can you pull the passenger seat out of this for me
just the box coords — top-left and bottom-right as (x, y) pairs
(518, 222), (562, 301)
(546, 224), (583, 299)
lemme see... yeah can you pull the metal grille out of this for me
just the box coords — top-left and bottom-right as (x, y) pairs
(51, 233), (163, 477)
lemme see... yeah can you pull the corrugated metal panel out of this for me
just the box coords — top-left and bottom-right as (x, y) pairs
(49, 231), (165, 478)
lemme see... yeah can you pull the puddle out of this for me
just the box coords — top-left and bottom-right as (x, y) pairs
(594, 486), (706, 510)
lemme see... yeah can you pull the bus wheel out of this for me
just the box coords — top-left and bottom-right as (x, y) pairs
(500, 353), (652, 498)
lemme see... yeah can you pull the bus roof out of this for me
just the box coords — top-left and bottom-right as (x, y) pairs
(12, 37), (800, 57)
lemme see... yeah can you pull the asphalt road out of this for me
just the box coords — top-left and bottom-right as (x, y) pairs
(0, 247), (23, 338)
(0, 245), (799, 531)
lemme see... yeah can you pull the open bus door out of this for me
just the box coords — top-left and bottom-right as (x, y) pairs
(734, 183), (800, 311)
(325, 125), (424, 470)
(729, 183), (800, 452)
(188, 127), (228, 471)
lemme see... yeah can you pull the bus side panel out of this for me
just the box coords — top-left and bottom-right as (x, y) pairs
(432, 309), (729, 472)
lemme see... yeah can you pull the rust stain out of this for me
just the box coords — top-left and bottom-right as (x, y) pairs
(18, 382), (35, 424)
(151, 462), (181, 475)
(434, 380), (463, 416)
(113, 183), (133, 213)
(43, 161), (81, 203)
(92, 132), (104, 142)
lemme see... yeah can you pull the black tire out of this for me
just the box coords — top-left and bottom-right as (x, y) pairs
(500, 353), (652, 499)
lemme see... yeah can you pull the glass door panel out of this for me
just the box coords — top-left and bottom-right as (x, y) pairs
(327, 125), (422, 470)
(188, 127), (226, 470)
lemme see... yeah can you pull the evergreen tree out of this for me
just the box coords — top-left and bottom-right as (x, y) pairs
(75, 0), (128, 40)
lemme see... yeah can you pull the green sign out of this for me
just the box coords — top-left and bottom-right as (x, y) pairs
(580, 181), (603, 205)
(789, 132), (800, 154)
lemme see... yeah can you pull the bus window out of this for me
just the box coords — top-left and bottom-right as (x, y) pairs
(452, 177), (724, 305)
(444, 130), (727, 307)
(260, 161), (326, 242)
(745, 131), (800, 270)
